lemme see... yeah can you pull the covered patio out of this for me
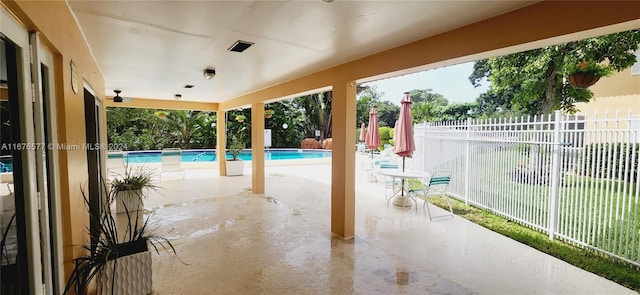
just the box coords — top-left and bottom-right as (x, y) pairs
(144, 160), (634, 294)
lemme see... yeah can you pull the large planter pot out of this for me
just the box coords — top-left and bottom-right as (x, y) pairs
(568, 73), (601, 88)
(226, 160), (244, 176)
(97, 247), (152, 295)
(115, 189), (143, 214)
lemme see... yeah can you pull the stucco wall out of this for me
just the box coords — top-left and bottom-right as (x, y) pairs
(576, 67), (640, 117)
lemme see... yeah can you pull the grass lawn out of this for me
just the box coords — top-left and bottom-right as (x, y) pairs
(427, 196), (640, 292)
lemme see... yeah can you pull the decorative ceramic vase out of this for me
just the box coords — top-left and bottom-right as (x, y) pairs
(115, 189), (143, 213)
(226, 160), (244, 176)
(97, 250), (152, 295)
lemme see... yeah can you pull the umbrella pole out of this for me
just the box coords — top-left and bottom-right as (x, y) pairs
(402, 156), (406, 172)
(401, 156), (406, 196)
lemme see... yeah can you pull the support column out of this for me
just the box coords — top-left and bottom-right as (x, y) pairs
(251, 103), (265, 194)
(331, 80), (357, 239)
(216, 110), (227, 176)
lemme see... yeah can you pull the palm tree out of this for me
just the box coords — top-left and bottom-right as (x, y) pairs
(412, 101), (439, 123)
(164, 110), (203, 149)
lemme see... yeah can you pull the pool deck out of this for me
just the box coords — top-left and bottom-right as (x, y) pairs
(139, 154), (635, 294)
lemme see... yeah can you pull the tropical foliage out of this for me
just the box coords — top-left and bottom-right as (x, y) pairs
(469, 29), (640, 115)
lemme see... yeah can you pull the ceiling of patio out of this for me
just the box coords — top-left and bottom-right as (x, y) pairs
(68, 0), (536, 103)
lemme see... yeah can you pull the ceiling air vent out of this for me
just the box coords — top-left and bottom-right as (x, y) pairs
(228, 40), (254, 53)
(184, 84), (194, 88)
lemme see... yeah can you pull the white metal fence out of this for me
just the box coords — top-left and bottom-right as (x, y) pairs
(414, 110), (640, 266)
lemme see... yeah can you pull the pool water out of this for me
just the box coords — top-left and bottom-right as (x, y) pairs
(112, 149), (332, 163)
(0, 161), (11, 173)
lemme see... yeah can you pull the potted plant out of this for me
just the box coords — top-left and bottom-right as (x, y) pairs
(63, 189), (177, 295)
(264, 109), (275, 118)
(566, 61), (612, 88)
(226, 135), (245, 176)
(235, 114), (246, 122)
(110, 165), (157, 214)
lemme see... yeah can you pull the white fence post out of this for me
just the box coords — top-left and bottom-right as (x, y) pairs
(464, 117), (472, 205)
(548, 110), (563, 240)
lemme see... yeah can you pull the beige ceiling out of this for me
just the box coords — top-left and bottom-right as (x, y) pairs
(68, 0), (536, 103)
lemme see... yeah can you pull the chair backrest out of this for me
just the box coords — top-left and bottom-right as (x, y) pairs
(161, 148), (182, 172)
(426, 170), (451, 196)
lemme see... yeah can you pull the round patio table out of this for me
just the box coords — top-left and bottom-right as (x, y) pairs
(378, 169), (430, 208)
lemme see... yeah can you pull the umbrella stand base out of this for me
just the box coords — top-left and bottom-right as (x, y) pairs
(392, 195), (413, 207)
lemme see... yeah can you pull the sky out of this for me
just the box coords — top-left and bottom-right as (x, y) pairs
(363, 61), (490, 104)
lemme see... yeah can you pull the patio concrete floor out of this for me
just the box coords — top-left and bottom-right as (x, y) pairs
(142, 158), (635, 295)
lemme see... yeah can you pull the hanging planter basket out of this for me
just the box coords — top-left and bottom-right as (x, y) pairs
(566, 61), (610, 89)
(568, 73), (601, 89)
(264, 110), (274, 118)
(154, 111), (168, 121)
(235, 115), (246, 122)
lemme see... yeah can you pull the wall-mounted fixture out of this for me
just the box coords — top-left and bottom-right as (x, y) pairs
(113, 89), (123, 103)
(204, 68), (216, 80)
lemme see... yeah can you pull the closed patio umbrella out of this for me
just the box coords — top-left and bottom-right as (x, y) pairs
(392, 120), (398, 146)
(365, 107), (381, 159)
(359, 122), (367, 142)
(394, 92), (415, 172)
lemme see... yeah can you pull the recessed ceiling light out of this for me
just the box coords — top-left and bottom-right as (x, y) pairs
(204, 68), (216, 80)
(228, 40), (254, 53)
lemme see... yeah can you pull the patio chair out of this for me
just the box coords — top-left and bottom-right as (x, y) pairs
(376, 159), (400, 198)
(409, 170), (453, 219)
(161, 148), (184, 180)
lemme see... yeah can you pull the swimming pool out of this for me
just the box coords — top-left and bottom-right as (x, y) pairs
(111, 149), (332, 163)
(0, 156), (12, 173)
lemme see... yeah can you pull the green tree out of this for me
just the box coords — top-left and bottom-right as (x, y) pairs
(107, 107), (171, 150)
(439, 102), (479, 121)
(295, 92), (332, 141)
(356, 85), (384, 127)
(165, 110), (204, 149)
(374, 101), (400, 127)
(412, 101), (440, 123)
(192, 112), (217, 148)
(226, 109), (251, 148)
(470, 29), (640, 115)
(264, 100), (305, 148)
(408, 89), (449, 107)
